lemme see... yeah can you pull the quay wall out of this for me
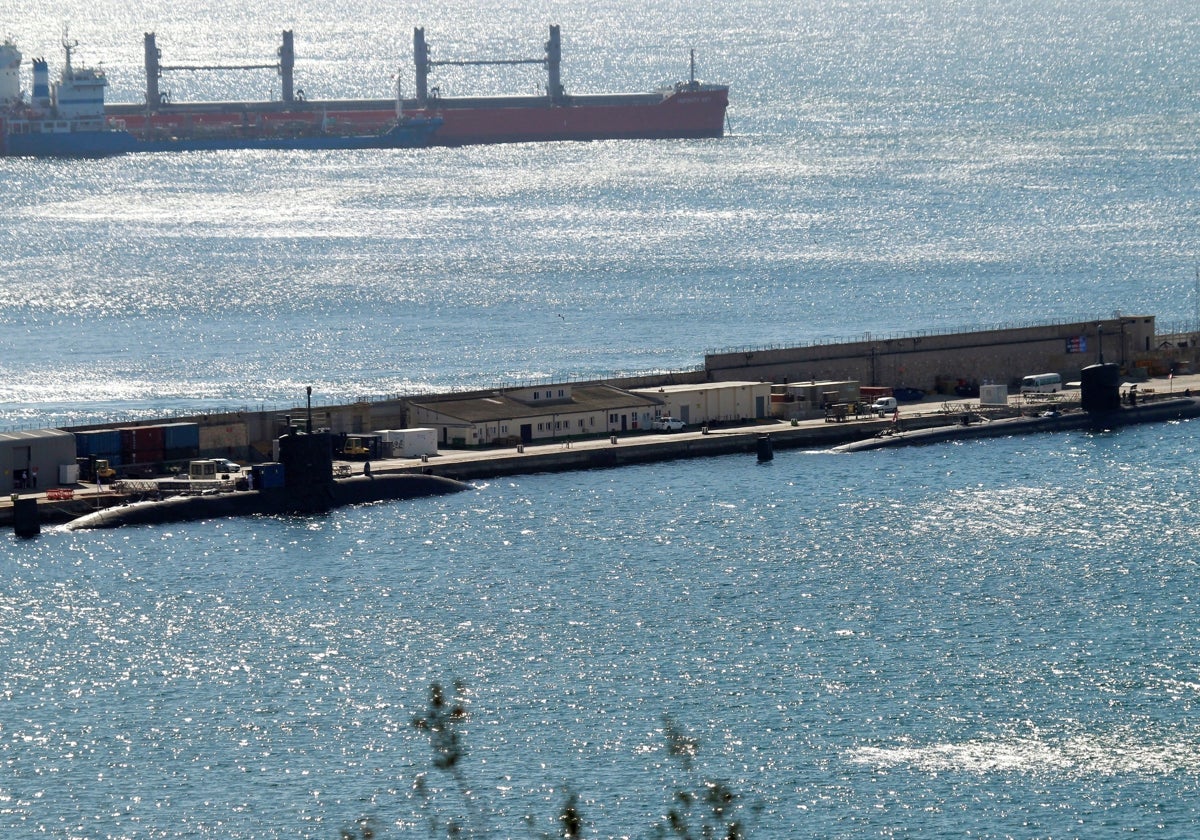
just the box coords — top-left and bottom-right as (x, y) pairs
(62, 317), (1198, 463)
(706, 317), (1163, 392)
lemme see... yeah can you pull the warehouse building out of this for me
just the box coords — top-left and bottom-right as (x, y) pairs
(1, 429), (76, 491)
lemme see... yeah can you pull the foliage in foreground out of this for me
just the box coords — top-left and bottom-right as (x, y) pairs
(340, 681), (755, 839)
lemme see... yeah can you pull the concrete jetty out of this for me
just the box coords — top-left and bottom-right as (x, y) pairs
(7, 369), (1199, 533)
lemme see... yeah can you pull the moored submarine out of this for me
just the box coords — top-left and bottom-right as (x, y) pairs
(834, 362), (1200, 453)
(64, 427), (470, 530)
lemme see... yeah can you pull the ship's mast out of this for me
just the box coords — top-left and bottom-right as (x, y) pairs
(62, 29), (74, 73)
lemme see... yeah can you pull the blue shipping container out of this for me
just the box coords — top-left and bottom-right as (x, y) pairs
(75, 429), (121, 458)
(252, 462), (285, 489)
(158, 422), (201, 451)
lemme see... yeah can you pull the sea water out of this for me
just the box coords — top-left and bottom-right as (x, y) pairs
(3, 0), (1200, 836)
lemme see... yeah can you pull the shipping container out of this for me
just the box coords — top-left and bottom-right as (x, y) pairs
(75, 428), (121, 458)
(378, 428), (438, 458)
(979, 384), (1009, 406)
(120, 425), (165, 455)
(164, 446), (201, 462)
(251, 462), (285, 489)
(158, 422), (200, 451)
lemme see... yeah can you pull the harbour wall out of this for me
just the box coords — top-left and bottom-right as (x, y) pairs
(63, 316), (1200, 463)
(706, 316), (1169, 391)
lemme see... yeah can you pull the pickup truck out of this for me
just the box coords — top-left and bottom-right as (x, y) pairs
(652, 416), (686, 432)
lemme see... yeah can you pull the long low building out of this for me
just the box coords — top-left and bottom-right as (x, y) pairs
(409, 383), (668, 447)
(630, 381), (773, 426)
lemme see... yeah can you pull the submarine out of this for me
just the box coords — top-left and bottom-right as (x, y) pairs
(834, 362), (1200, 453)
(64, 427), (470, 531)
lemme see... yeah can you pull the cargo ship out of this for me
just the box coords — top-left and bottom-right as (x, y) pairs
(2, 26), (727, 157)
(0, 36), (441, 157)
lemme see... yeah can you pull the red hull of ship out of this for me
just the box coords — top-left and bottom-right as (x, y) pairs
(106, 87), (728, 148)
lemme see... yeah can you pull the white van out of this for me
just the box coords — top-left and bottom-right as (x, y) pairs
(1020, 373), (1062, 394)
(869, 396), (898, 415)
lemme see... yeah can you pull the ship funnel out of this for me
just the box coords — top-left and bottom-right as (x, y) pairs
(32, 57), (51, 107)
(0, 39), (21, 105)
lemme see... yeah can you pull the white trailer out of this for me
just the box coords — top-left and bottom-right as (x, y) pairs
(378, 428), (438, 458)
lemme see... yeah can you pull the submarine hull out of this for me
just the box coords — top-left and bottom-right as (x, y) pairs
(63, 473), (470, 530)
(834, 398), (1200, 453)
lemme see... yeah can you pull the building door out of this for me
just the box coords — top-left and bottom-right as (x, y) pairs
(679, 406), (690, 423)
(520, 424), (532, 444)
(620, 415), (627, 432)
(756, 395), (766, 418)
(12, 445), (30, 489)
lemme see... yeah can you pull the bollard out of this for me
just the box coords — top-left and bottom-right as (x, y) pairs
(12, 495), (40, 538)
(756, 433), (774, 462)
(517, 444), (524, 453)
(610, 435), (618, 445)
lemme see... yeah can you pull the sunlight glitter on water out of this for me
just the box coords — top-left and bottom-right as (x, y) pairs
(848, 729), (1200, 777)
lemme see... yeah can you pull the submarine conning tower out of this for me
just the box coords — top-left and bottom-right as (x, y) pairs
(1080, 362), (1122, 413)
(277, 427), (335, 513)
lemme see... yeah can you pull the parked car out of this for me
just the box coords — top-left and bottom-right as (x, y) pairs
(652, 416), (686, 432)
(214, 459), (241, 474)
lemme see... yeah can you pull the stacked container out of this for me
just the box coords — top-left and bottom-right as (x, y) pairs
(120, 426), (165, 471)
(75, 429), (122, 469)
(159, 422), (201, 462)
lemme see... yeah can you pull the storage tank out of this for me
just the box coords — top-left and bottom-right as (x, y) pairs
(0, 39), (20, 105)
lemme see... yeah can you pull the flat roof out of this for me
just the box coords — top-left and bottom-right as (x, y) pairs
(0, 428), (73, 443)
(412, 384), (664, 424)
(632, 381), (766, 395)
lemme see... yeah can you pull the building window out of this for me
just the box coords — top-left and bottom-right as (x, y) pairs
(578, 419), (585, 428)
(533, 391), (540, 400)
(558, 389), (565, 398)
(609, 413), (617, 423)
(538, 423), (544, 431)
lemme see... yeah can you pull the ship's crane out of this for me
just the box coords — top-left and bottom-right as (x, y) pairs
(413, 25), (565, 106)
(143, 30), (296, 111)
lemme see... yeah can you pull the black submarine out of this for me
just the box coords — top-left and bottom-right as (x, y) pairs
(64, 425), (470, 531)
(834, 362), (1200, 453)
